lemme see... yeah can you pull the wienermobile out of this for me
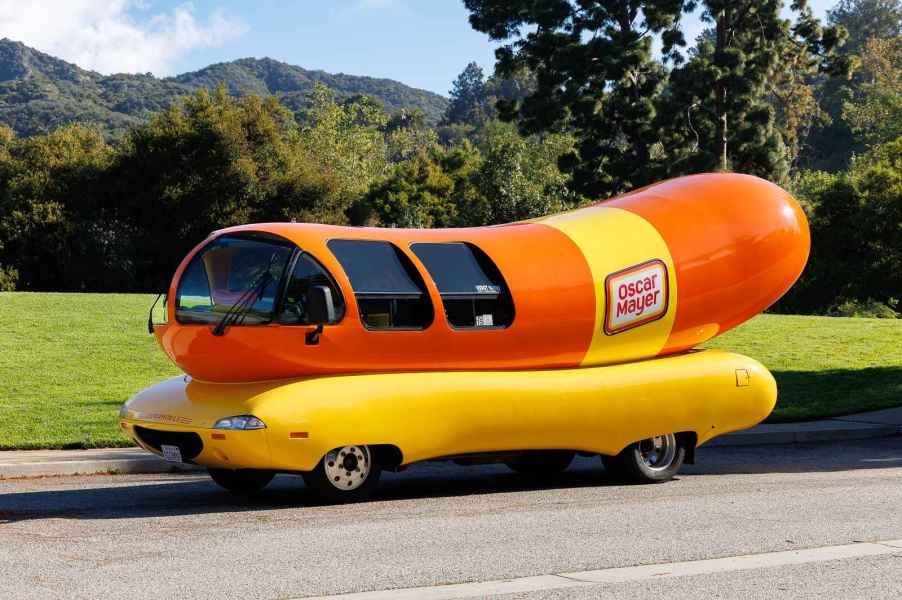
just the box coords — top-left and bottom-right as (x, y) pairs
(121, 173), (810, 502)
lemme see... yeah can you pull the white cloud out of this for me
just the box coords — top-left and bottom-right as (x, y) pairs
(0, 0), (247, 76)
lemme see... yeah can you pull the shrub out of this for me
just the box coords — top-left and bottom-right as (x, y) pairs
(828, 297), (900, 319)
(0, 264), (18, 291)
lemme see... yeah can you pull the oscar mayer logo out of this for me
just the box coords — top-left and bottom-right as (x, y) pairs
(604, 259), (669, 335)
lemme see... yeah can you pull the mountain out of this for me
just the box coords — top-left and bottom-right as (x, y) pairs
(0, 39), (449, 138)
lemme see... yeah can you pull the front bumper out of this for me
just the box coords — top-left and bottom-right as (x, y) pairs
(121, 419), (273, 470)
(119, 375), (324, 471)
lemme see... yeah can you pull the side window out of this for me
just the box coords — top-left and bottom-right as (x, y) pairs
(278, 253), (345, 325)
(327, 239), (433, 330)
(410, 242), (514, 329)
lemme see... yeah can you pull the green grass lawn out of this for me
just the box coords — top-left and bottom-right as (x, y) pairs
(0, 292), (900, 449)
(0, 293), (180, 450)
(701, 314), (902, 422)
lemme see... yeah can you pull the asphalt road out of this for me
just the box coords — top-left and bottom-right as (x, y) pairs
(2, 438), (902, 600)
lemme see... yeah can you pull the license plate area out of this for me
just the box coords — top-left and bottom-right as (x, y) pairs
(161, 444), (183, 463)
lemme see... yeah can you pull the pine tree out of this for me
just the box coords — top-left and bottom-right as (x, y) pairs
(463, 0), (689, 197)
(441, 62), (491, 127)
(660, 1), (849, 184)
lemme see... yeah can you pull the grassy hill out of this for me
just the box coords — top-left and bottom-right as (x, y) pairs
(0, 39), (449, 138)
(0, 292), (900, 450)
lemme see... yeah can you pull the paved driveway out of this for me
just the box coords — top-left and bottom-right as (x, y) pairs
(2, 438), (902, 599)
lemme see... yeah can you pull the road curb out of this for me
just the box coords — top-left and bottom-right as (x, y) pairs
(0, 448), (202, 479)
(707, 424), (901, 447)
(707, 406), (902, 447)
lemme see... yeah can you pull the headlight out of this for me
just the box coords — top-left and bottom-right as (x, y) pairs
(213, 415), (266, 430)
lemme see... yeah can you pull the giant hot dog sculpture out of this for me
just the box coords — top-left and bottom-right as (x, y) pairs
(153, 173), (809, 382)
(121, 173), (809, 496)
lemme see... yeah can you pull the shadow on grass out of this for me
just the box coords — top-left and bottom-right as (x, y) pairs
(3, 437), (902, 523)
(770, 367), (902, 422)
(78, 399), (130, 408)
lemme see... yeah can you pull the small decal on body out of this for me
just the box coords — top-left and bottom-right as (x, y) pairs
(134, 412), (193, 425)
(604, 259), (669, 335)
(475, 284), (500, 294)
(475, 314), (494, 327)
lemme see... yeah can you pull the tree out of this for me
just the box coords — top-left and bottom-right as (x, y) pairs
(842, 36), (902, 147)
(784, 135), (902, 315)
(363, 142), (482, 227)
(364, 121), (578, 228)
(441, 62), (492, 127)
(384, 108), (439, 164)
(660, 1), (849, 185)
(300, 84), (389, 213)
(0, 85), (429, 291)
(483, 65), (537, 118)
(0, 125), (17, 290)
(464, 0), (689, 197)
(0, 124), (114, 291)
(439, 62), (539, 146)
(766, 34), (833, 170)
(827, 0), (902, 54)
(474, 121), (578, 224)
(802, 0), (902, 171)
(110, 87), (343, 290)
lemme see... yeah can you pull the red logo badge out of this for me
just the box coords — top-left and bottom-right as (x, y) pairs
(604, 259), (669, 335)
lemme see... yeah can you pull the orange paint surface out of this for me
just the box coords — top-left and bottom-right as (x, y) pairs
(157, 222), (597, 382)
(154, 173), (810, 383)
(606, 174), (810, 355)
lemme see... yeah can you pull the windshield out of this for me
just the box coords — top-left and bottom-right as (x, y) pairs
(176, 234), (293, 325)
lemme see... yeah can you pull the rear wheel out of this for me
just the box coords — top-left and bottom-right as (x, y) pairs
(602, 433), (687, 483)
(208, 468), (274, 493)
(302, 445), (381, 503)
(505, 451), (575, 476)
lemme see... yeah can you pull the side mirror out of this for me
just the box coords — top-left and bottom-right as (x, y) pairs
(147, 292), (167, 335)
(305, 285), (335, 345)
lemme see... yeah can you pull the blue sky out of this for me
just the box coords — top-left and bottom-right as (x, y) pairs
(169, 1), (500, 94)
(0, 0), (836, 96)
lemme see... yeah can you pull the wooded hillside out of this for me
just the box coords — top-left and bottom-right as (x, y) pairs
(0, 38), (449, 137)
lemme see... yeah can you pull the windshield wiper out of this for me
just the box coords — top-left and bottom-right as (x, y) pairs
(211, 253), (279, 337)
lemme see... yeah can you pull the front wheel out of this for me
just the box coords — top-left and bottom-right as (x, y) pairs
(208, 468), (274, 493)
(602, 434), (687, 483)
(302, 445), (381, 503)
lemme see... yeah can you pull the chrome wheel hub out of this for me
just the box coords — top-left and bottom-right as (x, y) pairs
(323, 445), (371, 491)
(639, 434), (677, 471)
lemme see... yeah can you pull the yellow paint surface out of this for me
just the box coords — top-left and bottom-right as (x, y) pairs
(122, 350), (775, 472)
(541, 206), (678, 366)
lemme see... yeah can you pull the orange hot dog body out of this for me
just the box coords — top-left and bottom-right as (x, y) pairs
(154, 173), (809, 383)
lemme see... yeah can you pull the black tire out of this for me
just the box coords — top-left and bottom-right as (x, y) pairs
(208, 468), (274, 493)
(505, 450), (575, 475)
(602, 434), (687, 483)
(302, 445), (382, 504)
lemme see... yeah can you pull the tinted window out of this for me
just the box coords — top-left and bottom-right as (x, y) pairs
(328, 239), (422, 297)
(328, 239), (433, 329)
(176, 235), (293, 325)
(278, 253), (345, 324)
(411, 242), (514, 329)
